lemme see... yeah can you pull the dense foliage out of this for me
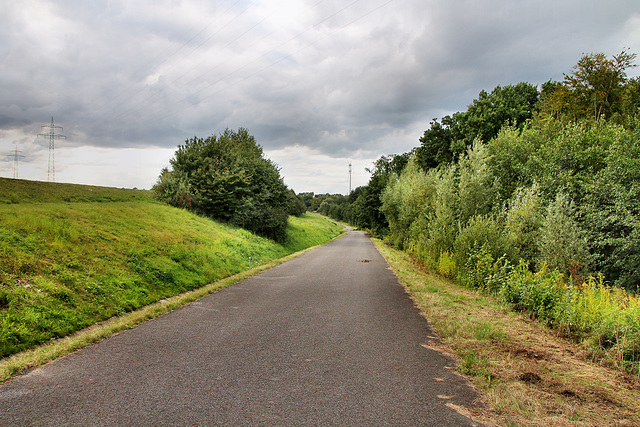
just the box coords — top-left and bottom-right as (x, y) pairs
(312, 51), (640, 372)
(153, 128), (304, 242)
(305, 153), (409, 235)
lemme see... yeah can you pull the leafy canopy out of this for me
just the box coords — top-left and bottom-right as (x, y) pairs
(153, 128), (291, 242)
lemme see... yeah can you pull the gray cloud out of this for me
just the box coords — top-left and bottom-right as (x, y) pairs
(1, 0), (639, 191)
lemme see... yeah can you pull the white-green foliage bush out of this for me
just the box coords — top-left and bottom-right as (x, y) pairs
(381, 158), (435, 250)
(458, 140), (496, 225)
(538, 192), (592, 277)
(422, 165), (459, 268)
(505, 185), (545, 268)
(453, 215), (514, 279)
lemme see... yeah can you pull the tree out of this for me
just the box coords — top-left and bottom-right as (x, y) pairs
(537, 79), (585, 122)
(286, 190), (307, 216)
(486, 126), (537, 202)
(153, 128), (290, 242)
(537, 192), (592, 279)
(355, 153), (410, 235)
(563, 50), (637, 122)
(622, 77), (640, 118)
(456, 82), (540, 147)
(416, 83), (539, 172)
(582, 122), (640, 289)
(297, 192), (315, 209)
(415, 116), (457, 170)
(457, 140), (496, 225)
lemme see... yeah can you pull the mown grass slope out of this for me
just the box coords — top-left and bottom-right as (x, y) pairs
(0, 178), (343, 358)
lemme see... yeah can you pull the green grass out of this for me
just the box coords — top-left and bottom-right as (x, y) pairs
(0, 178), (343, 359)
(0, 177), (151, 203)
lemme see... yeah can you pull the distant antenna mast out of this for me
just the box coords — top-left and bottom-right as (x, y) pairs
(348, 160), (352, 195)
(8, 145), (25, 179)
(37, 117), (66, 182)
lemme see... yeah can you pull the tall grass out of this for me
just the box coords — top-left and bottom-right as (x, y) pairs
(0, 179), (343, 358)
(463, 247), (640, 375)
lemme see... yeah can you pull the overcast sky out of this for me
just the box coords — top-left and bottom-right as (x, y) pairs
(1, 0), (639, 194)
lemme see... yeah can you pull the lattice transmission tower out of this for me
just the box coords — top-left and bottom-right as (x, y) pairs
(348, 160), (352, 195)
(7, 145), (25, 179)
(37, 117), (66, 182)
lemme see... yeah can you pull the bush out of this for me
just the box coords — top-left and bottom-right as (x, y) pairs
(537, 192), (592, 278)
(381, 158), (435, 250)
(153, 128), (290, 242)
(501, 261), (565, 320)
(461, 243), (512, 294)
(453, 215), (514, 276)
(422, 165), (459, 268)
(458, 140), (496, 225)
(437, 251), (457, 278)
(505, 185), (544, 269)
(553, 274), (640, 370)
(286, 190), (307, 216)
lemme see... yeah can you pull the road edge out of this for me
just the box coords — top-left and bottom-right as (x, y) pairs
(0, 230), (350, 384)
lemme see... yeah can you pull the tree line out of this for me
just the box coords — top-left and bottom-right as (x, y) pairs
(311, 50), (640, 291)
(309, 51), (640, 372)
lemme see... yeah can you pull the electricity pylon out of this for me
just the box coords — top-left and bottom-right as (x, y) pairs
(348, 161), (352, 195)
(37, 117), (66, 182)
(8, 145), (25, 179)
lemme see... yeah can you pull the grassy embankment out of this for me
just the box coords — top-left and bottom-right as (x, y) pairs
(0, 178), (343, 380)
(374, 239), (640, 426)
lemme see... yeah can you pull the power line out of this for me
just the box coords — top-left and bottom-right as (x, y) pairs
(90, 0), (256, 126)
(37, 117), (66, 182)
(148, 0), (391, 126)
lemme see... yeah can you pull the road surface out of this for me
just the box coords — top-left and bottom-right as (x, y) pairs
(0, 231), (483, 425)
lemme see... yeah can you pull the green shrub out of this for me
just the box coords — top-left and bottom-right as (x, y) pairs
(153, 128), (290, 242)
(437, 251), (457, 278)
(538, 192), (592, 279)
(505, 185), (544, 269)
(453, 215), (514, 276)
(501, 261), (565, 320)
(461, 243), (512, 294)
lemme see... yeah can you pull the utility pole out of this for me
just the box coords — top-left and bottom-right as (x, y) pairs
(7, 145), (25, 179)
(348, 160), (352, 195)
(37, 117), (66, 182)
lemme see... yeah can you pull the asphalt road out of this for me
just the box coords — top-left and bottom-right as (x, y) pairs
(0, 231), (483, 426)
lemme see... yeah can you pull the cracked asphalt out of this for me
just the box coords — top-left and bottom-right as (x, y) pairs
(0, 231), (483, 426)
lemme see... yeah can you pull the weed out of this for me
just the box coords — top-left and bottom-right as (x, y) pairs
(460, 350), (490, 377)
(437, 251), (456, 278)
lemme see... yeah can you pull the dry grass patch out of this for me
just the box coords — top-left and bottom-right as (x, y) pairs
(373, 238), (640, 426)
